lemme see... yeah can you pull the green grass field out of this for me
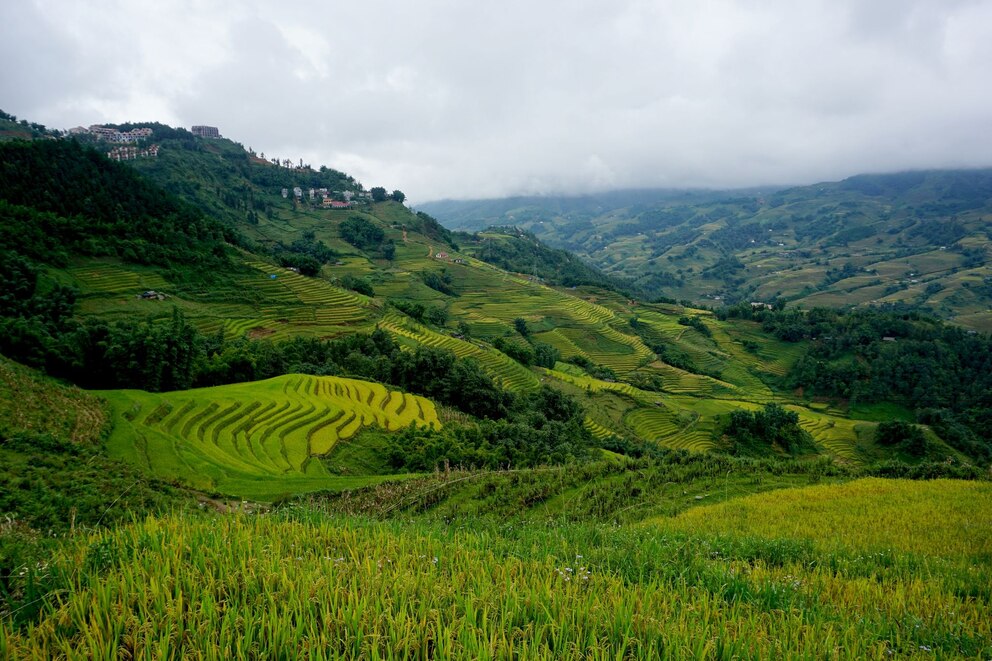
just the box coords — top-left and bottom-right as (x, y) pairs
(102, 374), (439, 499)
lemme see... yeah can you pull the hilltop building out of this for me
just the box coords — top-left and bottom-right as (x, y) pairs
(191, 125), (221, 138)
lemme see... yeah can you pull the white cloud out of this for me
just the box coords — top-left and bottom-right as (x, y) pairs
(2, 0), (991, 202)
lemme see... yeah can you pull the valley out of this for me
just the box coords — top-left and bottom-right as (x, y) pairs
(1, 119), (989, 658)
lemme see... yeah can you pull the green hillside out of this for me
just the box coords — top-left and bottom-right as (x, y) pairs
(0, 127), (989, 502)
(421, 171), (992, 332)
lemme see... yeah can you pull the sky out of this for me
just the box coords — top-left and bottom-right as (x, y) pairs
(2, 0), (992, 203)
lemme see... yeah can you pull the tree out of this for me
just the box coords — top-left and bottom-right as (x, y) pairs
(513, 317), (530, 337)
(534, 343), (560, 369)
(370, 187), (388, 202)
(391, 190), (406, 203)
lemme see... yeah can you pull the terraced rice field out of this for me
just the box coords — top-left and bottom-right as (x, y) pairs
(541, 368), (652, 401)
(646, 361), (739, 398)
(623, 407), (718, 452)
(68, 263), (170, 293)
(555, 327), (653, 374)
(707, 322), (805, 379)
(380, 313), (540, 392)
(791, 407), (866, 462)
(247, 262), (369, 325)
(103, 374), (439, 497)
(583, 416), (620, 441)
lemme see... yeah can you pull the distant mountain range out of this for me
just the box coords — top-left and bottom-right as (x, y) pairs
(420, 170), (992, 331)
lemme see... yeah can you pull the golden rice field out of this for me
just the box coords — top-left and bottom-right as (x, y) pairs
(655, 477), (992, 558)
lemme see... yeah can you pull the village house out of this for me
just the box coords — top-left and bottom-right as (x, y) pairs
(86, 125), (154, 143)
(106, 143), (160, 161)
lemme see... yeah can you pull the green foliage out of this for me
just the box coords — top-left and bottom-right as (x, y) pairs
(413, 211), (458, 249)
(0, 140), (236, 268)
(875, 421), (930, 458)
(340, 215), (385, 249)
(678, 315), (712, 337)
(274, 231), (337, 275)
(389, 299), (448, 326)
(725, 404), (815, 455)
(770, 307), (992, 459)
(390, 190), (405, 203)
(533, 342), (560, 369)
(565, 355), (618, 381)
(0, 432), (184, 534)
(513, 317), (529, 336)
(385, 385), (593, 471)
(421, 269), (456, 296)
(491, 337), (534, 366)
(340, 274), (375, 297)
(370, 186), (388, 202)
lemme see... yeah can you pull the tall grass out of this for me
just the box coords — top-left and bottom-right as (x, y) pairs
(4, 477), (990, 658)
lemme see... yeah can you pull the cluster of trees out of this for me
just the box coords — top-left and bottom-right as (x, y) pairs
(0, 140), (237, 269)
(421, 269), (456, 296)
(389, 299), (448, 326)
(385, 385), (594, 471)
(677, 315), (712, 337)
(339, 275), (375, 297)
(340, 216), (395, 259)
(874, 421), (930, 458)
(724, 404), (815, 456)
(369, 187), (405, 203)
(489, 337), (559, 369)
(273, 230), (338, 276)
(413, 211), (458, 250)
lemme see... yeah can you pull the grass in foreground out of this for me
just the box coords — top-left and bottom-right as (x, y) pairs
(2, 479), (989, 659)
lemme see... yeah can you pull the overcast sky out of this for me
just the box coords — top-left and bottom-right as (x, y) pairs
(3, 0), (991, 202)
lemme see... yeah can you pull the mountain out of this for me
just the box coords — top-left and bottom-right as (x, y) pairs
(419, 171), (992, 331)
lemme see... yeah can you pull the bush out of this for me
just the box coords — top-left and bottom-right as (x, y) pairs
(340, 275), (375, 297)
(725, 404), (814, 455)
(875, 421), (930, 457)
